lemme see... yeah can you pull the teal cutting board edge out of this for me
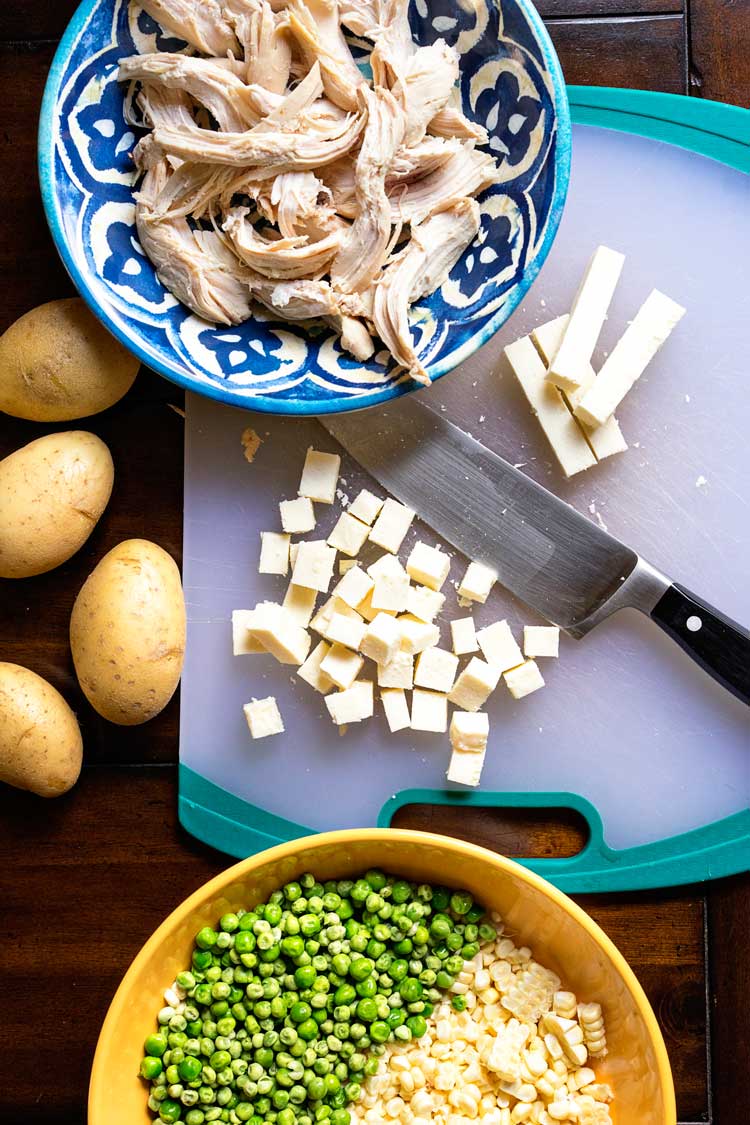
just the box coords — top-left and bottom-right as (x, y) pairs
(178, 88), (750, 892)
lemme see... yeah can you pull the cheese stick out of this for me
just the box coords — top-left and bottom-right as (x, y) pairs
(575, 289), (686, 426)
(504, 336), (596, 477)
(546, 246), (625, 394)
(532, 315), (627, 461)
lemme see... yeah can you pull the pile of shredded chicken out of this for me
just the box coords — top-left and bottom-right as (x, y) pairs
(120, 0), (502, 382)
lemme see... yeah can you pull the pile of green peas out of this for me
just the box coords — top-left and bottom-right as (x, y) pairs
(140, 871), (496, 1125)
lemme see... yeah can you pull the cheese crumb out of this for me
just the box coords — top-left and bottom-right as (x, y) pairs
(332, 564), (373, 609)
(327, 511), (370, 557)
(325, 680), (373, 725)
(347, 489), (384, 525)
(298, 448), (340, 504)
(338, 559), (356, 574)
(457, 560), (497, 604)
(414, 647), (459, 693)
(410, 688), (448, 733)
(297, 641), (335, 694)
(259, 531), (290, 576)
(279, 496), (316, 534)
(406, 584), (445, 622)
(406, 541), (451, 591)
(523, 625), (560, 658)
(504, 659), (545, 699)
(292, 540), (337, 592)
(450, 616), (478, 656)
(243, 697), (284, 739)
(368, 497), (415, 554)
(240, 427), (262, 463)
(449, 658), (500, 711)
(477, 620), (524, 672)
(381, 688), (410, 733)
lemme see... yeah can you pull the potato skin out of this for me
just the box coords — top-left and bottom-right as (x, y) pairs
(0, 298), (139, 421)
(70, 539), (186, 726)
(0, 663), (83, 797)
(0, 430), (114, 578)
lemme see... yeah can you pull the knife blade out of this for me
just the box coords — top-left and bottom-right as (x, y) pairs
(321, 397), (750, 704)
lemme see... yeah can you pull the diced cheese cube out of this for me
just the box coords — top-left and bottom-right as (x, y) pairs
(360, 612), (401, 665)
(290, 542), (300, 567)
(450, 617), (477, 656)
(414, 647), (459, 693)
(232, 609), (265, 655)
(299, 448), (340, 504)
(532, 315), (627, 462)
(325, 680), (374, 725)
(297, 641), (335, 693)
(449, 658), (501, 711)
(259, 531), (290, 575)
(523, 625), (560, 658)
(357, 587), (397, 623)
(447, 747), (485, 787)
(333, 564), (374, 609)
(406, 541), (451, 591)
(279, 496), (316, 534)
(457, 561), (497, 604)
(348, 489), (384, 525)
(243, 696), (284, 739)
(381, 688), (410, 732)
(546, 245), (625, 394)
(406, 584), (445, 623)
(504, 336), (598, 478)
(450, 711), (489, 754)
(325, 612), (367, 650)
(282, 583), (317, 627)
(310, 596), (361, 636)
(368, 497), (415, 553)
(377, 650), (414, 689)
(292, 540), (337, 592)
(410, 689), (448, 733)
(477, 620), (524, 672)
(245, 602), (311, 665)
(504, 659), (545, 699)
(320, 643), (364, 689)
(368, 554), (410, 612)
(575, 289), (686, 427)
(338, 559), (357, 574)
(327, 511), (370, 557)
(398, 615), (440, 655)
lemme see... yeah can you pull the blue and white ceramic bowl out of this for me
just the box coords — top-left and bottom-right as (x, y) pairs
(39, 0), (570, 415)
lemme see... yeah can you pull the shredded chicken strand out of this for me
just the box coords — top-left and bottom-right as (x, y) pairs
(138, 0), (239, 56)
(287, 0), (366, 111)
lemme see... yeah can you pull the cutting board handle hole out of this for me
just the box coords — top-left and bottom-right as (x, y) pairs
(390, 803), (589, 859)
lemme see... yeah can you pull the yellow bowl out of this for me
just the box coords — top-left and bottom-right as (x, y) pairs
(90, 830), (676, 1125)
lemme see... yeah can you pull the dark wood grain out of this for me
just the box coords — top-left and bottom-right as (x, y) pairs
(0, 2), (79, 41)
(391, 801), (589, 857)
(0, 768), (709, 1125)
(538, 0), (682, 15)
(546, 15), (687, 93)
(708, 874), (750, 1124)
(689, 0), (750, 105)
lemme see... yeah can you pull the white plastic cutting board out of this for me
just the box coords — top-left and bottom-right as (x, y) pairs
(181, 124), (750, 851)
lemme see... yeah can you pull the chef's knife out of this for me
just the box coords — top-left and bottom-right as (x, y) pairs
(321, 397), (750, 705)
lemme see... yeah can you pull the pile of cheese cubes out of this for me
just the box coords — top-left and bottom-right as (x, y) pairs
(505, 245), (685, 478)
(350, 919), (612, 1125)
(234, 447), (560, 786)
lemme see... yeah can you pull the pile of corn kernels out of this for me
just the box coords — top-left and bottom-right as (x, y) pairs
(350, 914), (613, 1125)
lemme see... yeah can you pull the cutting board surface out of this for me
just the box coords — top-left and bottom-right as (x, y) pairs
(181, 123), (749, 857)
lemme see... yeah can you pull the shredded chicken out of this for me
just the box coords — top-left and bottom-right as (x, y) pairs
(121, 0), (502, 379)
(373, 198), (481, 383)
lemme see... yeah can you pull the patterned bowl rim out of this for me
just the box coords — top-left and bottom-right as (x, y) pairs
(38, 0), (572, 416)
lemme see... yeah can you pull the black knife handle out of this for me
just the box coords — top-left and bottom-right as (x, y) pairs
(651, 583), (750, 705)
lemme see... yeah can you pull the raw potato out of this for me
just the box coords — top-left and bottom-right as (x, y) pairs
(0, 299), (139, 420)
(0, 663), (82, 796)
(70, 539), (186, 725)
(0, 431), (114, 578)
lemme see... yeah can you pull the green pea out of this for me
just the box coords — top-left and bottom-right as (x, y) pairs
(159, 1099), (182, 1123)
(299, 915), (321, 937)
(435, 970), (454, 990)
(141, 1056), (163, 1080)
(290, 1001), (311, 1024)
(369, 1021), (390, 1043)
(355, 977), (377, 999)
(389, 960), (408, 982)
(193, 950), (213, 972)
(265, 903), (282, 925)
(363, 1057), (379, 1077)
(466, 903), (484, 924)
(462, 943), (480, 959)
(406, 1014), (427, 1038)
(297, 1019), (319, 1041)
(234, 932), (255, 955)
(451, 994), (467, 1012)
(179, 1058), (203, 1083)
(145, 1033), (168, 1058)
(398, 978), (423, 1003)
(196, 928), (219, 951)
(334, 983), (356, 1006)
(295, 965), (316, 989)
(185, 1111), (205, 1125)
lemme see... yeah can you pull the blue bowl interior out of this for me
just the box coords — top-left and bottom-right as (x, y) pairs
(39, 0), (570, 414)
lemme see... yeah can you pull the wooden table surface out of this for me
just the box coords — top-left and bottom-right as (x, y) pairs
(1, 3), (748, 1124)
